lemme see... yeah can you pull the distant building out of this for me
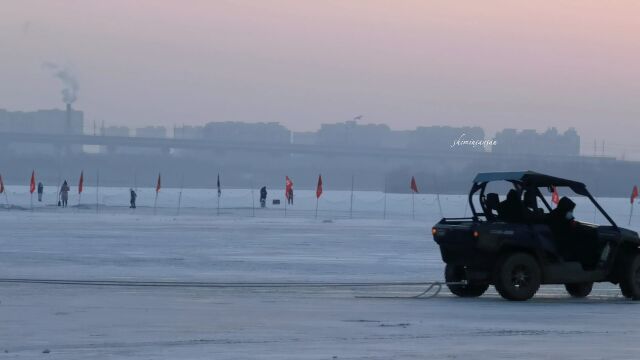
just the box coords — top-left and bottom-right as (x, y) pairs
(316, 121), (391, 148)
(174, 125), (204, 139)
(0, 108), (84, 155)
(0, 108), (83, 135)
(135, 126), (166, 138)
(306, 121), (487, 153)
(292, 131), (317, 145)
(492, 127), (580, 156)
(101, 126), (129, 137)
(409, 126), (487, 153)
(202, 122), (290, 144)
(99, 126), (130, 154)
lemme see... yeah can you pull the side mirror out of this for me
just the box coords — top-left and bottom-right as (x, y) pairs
(547, 186), (554, 193)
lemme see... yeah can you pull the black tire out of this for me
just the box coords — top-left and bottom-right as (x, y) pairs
(565, 282), (593, 298)
(445, 264), (489, 298)
(619, 253), (640, 300)
(493, 252), (541, 301)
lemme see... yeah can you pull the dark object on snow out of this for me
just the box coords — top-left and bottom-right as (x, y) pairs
(37, 182), (44, 202)
(130, 189), (137, 209)
(432, 170), (640, 301)
(259, 186), (267, 208)
(272, 199), (280, 205)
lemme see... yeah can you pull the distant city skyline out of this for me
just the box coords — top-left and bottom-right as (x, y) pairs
(2, 1), (639, 157)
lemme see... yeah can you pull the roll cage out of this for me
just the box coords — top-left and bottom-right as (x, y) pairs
(468, 171), (618, 229)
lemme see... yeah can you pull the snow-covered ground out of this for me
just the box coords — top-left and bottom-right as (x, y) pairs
(0, 188), (639, 359)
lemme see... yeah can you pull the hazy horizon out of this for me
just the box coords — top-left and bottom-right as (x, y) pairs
(2, 1), (639, 156)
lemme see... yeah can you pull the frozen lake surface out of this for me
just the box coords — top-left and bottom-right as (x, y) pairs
(1, 189), (639, 359)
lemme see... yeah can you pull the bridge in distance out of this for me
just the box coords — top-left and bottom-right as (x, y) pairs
(0, 131), (606, 163)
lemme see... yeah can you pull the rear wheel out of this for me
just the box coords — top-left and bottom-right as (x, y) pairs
(565, 282), (593, 298)
(619, 253), (640, 300)
(493, 252), (541, 301)
(445, 264), (489, 297)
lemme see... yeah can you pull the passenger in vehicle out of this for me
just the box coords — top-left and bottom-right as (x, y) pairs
(547, 196), (577, 260)
(484, 193), (500, 220)
(523, 188), (545, 222)
(497, 189), (524, 222)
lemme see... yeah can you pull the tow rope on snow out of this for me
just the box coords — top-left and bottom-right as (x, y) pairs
(0, 278), (466, 299)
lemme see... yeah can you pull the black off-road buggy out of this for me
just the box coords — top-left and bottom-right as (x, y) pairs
(432, 171), (640, 301)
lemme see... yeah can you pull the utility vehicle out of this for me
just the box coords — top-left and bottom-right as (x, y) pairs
(432, 171), (640, 301)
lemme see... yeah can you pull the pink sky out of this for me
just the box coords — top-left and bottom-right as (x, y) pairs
(1, 1), (639, 156)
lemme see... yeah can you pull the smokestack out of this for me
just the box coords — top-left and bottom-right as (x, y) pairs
(66, 103), (72, 135)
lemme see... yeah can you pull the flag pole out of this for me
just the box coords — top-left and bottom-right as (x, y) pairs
(96, 170), (100, 214)
(154, 192), (158, 215)
(592, 177), (597, 223)
(433, 176), (443, 218)
(251, 180), (255, 217)
(78, 171), (83, 208)
(154, 173), (161, 215)
(412, 191), (415, 220)
(216, 173), (221, 216)
(383, 178), (387, 220)
(77, 190), (82, 214)
(315, 174), (322, 219)
(177, 174), (184, 216)
(630, 186), (639, 226)
(349, 175), (354, 219)
(463, 198), (468, 218)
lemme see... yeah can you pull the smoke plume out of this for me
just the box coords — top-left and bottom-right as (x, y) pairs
(43, 62), (79, 104)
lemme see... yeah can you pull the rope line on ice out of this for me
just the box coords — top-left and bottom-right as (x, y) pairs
(0, 278), (460, 298)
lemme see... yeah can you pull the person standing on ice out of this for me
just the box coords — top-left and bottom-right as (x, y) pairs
(37, 182), (44, 202)
(260, 186), (267, 208)
(130, 188), (137, 209)
(285, 176), (294, 205)
(287, 187), (293, 205)
(59, 180), (70, 208)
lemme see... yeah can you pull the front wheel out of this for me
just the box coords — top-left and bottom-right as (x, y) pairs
(619, 253), (640, 300)
(565, 282), (593, 298)
(444, 264), (489, 297)
(493, 252), (541, 301)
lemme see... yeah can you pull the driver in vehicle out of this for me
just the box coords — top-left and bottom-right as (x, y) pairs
(497, 189), (525, 222)
(484, 193), (500, 220)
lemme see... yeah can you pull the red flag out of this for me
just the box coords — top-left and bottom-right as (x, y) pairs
(631, 185), (638, 204)
(551, 186), (560, 205)
(0, 174), (4, 194)
(316, 174), (323, 198)
(156, 173), (161, 193)
(285, 176), (293, 199)
(410, 176), (419, 193)
(30, 171), (36, 194)
(78, 171), (84, 194)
